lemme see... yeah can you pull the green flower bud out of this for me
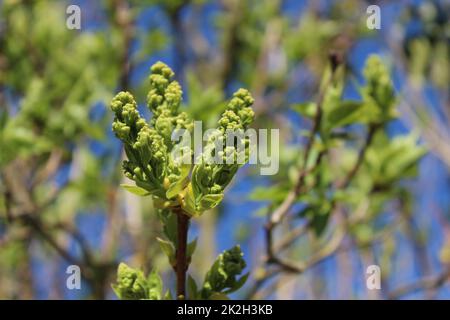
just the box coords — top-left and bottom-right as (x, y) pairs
(112, 263), (163, 300)
(151, 61), (175, 79)
(222, 245), (246, 276)
(155, 116), (174, 141)
(110, 91), (145, 144)
(112, 263), (149, 300)
(363, 55), (396, 121)
(190, 89), (254, 214)
(145, 62), (193, 151)
(201, 245), (247, 298)
(164, 81), (182, 111)
(111, 62), (253, 217)
(210, 184), (222, 194)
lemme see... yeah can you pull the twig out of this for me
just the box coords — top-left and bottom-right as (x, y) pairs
(387, 32), (450, 169)
(247, 219), (346, 299)
(1, 165), (112, 298)
(388, 267), (450, 299)
(251, 53), (387, 297)
(52, 221), (94, 265)
(264, 52), (339, 264)
(175, 207), (190, 299)
(18, 214), (82, 267)
(273, 221), (311, 253)
(246, 54), (342, 299)
(31, 149), (63, 188)
(337, 124), (378, 189)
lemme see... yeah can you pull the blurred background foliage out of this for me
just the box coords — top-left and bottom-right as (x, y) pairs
(0, 0), (449, 299)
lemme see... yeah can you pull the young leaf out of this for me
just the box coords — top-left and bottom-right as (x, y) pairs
(181, 183), (197, 216)
(120, 184), (151, 196)
(223, 272), (249, 294)
(199, 194), (224, 211)
(326, 101), (365, 128)
(292, 102), (317, 119)
(187, 238), (198, 259)
(147, 270), (163, 300)
(187, 275), (198, 300)
(156, 237), (176, 266)
(249, 185), (288, 203)
(160, 211), (178, 245)
(164, 290), (173, 300)
(311, 210), (330, 237)
(166, 179), (187, 199)
(201, 245), (247, 299)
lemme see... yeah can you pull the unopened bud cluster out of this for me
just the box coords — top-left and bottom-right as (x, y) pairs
(111, 62), (255, 216)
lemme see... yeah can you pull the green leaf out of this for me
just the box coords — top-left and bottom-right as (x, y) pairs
(297, 205), (315, 218)
(366, 132), (425, 184)
(187, 275), (198, 300)
(179, 163), (191, 180)
(111, 284), (122, 299)
(252, 206), (270, 217)
(120, 184), (151, 196)
(187, 238), (198, 259)
(292, 102), (317, 119)
(223, 272), (249, 294)
(199, 193), (224, 211)
(164, 290), (173, 300)
(156, 237), (175, 266)
(249, 185), (288, 203)
(326, 100), (365, 128)
(201, 245), (247, 298)
(352, 224), (374, 245)
(166, 164), (191, 199)
(147, 270), (163, 300)
(166, 180), (186, 199)
(182, 183), (198, 216)
(311, 210), (330, 236)
(162, 211), (178, 245)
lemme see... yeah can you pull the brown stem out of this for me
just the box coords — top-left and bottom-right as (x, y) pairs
(175, 208), (190, 299)
(388, 266), (450, 299)
(337, 124), (378, 189)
